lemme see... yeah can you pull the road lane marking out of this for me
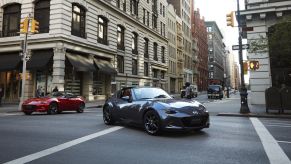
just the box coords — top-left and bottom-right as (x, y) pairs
(250, 118), (291, 164)
(277, 141), (291, 144)
(4, 126), (123, 164)
(266, 125), (291, 128)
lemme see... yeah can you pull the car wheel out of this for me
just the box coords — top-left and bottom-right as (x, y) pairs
(103, 106), (115, 125)
(77, 102), (85, 113)
(24, 111), (32, 115)
(143, 110), (161, 135)
(47, 102), (58, 115)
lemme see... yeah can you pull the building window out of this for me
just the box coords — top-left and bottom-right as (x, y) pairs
(161, 46), (165, 63)
(130, 0), (138, 16)
(152, 14), (157, 29)
(144, 38), (149, 58)
(34, 0), (50, 33)
(147, 11), (150, 26)
(143, 8), (146, 24)
(161, 71), (165, 79)
(153, 42), (158, 61)
(2, 4), (21, 37)
(153, 69), (158, 78)
(163, 23), (165, 36)
(208, 34), (212, 40)
(71, 4), (86, 38)
(160, 3), (162, 15)
(132, 32), (138, 54)
(116, 0), (120, 8)
(163, 6), (165, 17)
(207, 26), (212, 32)
(98, 16), (108, 45)
(160, 22), (163, 35)
(117, 55), (124, 73)
(132, 59), (138, 75)
(117, 25), (125, 50)
(123, 0), (126, 12)
(144, 62), (149, 76)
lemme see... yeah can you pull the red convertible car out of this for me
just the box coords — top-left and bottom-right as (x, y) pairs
(22, 92), (85, 115)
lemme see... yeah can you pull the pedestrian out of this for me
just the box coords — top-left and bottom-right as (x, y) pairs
(36, 86), (42, 98)
(185, 82), (192, 99)
(53, 86), (59, 92)
(0, 85), (3, 106)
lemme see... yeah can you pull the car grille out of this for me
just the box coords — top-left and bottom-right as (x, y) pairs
(23, 105), (36, 110)
(182, 116), (208, 127)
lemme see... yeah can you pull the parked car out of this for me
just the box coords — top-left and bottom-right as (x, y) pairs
(207, 85), (223, 99)
(22, 92), (85, 115)
(180, 85), (198, 98)
(103, 87), (210, 135)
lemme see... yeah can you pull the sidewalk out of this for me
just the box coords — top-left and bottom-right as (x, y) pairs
(216, 93), (291, 119)
(0, 100), (105, 114)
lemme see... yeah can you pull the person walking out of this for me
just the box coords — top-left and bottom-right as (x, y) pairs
(0, 86), (3, 106)
(185, 82), (192, 99)
(36, 86), (42, 98)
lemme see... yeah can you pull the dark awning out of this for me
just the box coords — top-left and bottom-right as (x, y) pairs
(66, 53), (96, 72)
(0, 52), (21, 72)
(27, 50), (53, 70)
(94, 58), (117, 74)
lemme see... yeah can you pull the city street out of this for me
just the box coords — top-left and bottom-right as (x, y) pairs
(0, 95), (290, 164)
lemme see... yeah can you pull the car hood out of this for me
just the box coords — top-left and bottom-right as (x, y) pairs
(23, 97), (52, 104)
(154, 99), (202, 109)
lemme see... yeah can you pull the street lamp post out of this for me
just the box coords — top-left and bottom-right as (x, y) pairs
(237, 0), (250, 113)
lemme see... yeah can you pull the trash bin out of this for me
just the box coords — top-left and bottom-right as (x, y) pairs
(281, 87), (291, 113)
(265, 87), (282, 113)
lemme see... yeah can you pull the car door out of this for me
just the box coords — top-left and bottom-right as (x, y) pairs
(57, 95), (70, 110)
(113, 89), (135, 122)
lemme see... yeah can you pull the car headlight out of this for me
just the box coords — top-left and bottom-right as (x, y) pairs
(198, 105), (206, 112)
(165, 109), (177, 114)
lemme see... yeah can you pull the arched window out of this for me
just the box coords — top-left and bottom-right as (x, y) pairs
(2, 4), (21, 37)
(132, 32), (138, 54)
(71, 3), (86, 38)
(98, 16), (108, 45)
(117, 25), (124, 50)
(34, 0), (50, 33)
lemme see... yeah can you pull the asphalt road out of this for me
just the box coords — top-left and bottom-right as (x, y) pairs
(0, 97), (290, 164)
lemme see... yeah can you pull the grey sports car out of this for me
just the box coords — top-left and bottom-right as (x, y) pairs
(103, 87), (210, 135)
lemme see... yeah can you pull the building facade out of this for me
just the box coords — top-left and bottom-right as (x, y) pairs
(168, 0), (193, 87)
(240, 0), (291, 104)
(0, 0), (168, 102)
(191, 8), (208, 91)
(206, 21), (225, 86)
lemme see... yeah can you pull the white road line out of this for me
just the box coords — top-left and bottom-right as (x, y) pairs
(250, 118), (291, 164)
(265, 123), (291, 126)
(277, 140), (291, 144)
(4, 126), (123, 164)
(266, 125), (291, 128)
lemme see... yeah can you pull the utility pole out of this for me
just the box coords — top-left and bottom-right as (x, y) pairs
(236, 0), (250, 113)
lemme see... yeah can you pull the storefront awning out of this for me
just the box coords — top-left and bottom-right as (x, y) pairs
(94, 59), (117, 74)
(0, 53), (21, 72)
(66, 53), (96, 72)
(27, 50), (53, 70)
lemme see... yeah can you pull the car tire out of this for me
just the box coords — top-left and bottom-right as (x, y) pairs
(24, 111), (32, 115)
(143, 110), (161, 135)
(47, 102), (58, 115)
(77, 102), (85, 113)
(103, 106), (115, 125)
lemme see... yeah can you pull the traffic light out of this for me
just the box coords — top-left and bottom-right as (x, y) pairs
(249, 61), (259, 70)
(243, 62), (248, 75)
(20, 17), (29, 34)
(31, 19), (39, 33)
(226, 11), (234, 27)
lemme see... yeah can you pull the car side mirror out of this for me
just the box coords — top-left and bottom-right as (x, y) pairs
(121, 96), (132, 103)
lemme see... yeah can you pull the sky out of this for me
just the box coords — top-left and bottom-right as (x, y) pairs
(194, 0), (249, 83)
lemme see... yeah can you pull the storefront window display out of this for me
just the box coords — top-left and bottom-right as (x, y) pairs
(93, 72), (105, 95)
(65, 62), (82, 96)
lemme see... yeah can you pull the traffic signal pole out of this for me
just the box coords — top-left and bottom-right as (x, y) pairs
(18, 14), (31, 111)
(237, 0), (250, 113)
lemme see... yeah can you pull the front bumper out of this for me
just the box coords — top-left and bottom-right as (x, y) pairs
(161, 112), (210, 131)
(22, 104), (49, 113)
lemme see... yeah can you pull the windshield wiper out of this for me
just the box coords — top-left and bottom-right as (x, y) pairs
(154, 95), (168, 98)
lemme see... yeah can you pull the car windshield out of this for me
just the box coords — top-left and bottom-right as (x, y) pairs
(47, 92), (65, 98)
(133, 88), (172, 100)
(208, 86), (220, 92)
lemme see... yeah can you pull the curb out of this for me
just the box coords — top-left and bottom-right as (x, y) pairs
(217, 113), (291, 119)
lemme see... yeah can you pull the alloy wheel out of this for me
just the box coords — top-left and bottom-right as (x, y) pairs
(144, 111), (160, 135)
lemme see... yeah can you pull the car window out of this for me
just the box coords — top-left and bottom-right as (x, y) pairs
(133, 88), (172, 100)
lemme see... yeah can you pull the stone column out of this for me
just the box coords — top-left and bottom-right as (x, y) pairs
(52, 46), (66, 91)
(23, 71), (34, 99)
(82, 72), (94, 101)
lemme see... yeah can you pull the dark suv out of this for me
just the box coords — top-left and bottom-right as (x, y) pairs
(207, 85), (223, 99)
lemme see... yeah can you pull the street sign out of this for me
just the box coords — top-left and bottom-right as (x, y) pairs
(232, 44), (250, 50)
